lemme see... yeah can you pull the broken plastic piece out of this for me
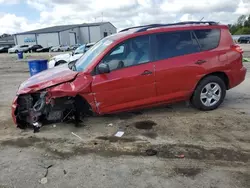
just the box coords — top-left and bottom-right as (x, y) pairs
(175, 154), (185, 158)
(114, 131), (124, 137)
(71, 132), (83, 140)
(33, 122), (42, 133)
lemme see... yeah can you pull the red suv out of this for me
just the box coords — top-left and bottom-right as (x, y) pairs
(12, 21), (247, 131)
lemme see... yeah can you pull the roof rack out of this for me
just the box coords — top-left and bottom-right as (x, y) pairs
(119, 24), (160, 32)
(119, 21), (218, 33)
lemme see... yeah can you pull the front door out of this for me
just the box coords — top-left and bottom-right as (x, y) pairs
(91, 35), (156, 113)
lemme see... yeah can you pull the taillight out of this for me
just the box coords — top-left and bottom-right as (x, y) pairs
(231, 44), (243, 54)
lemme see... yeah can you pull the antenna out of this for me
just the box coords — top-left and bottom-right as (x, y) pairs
(200, 17), (204, 21)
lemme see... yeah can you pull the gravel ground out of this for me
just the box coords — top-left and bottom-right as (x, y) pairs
(0, 50), (249, 188)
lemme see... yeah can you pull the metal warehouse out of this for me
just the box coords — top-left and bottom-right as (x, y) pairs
(14, 22), (116, 47)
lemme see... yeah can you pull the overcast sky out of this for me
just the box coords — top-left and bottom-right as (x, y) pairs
(0, 0), (250, 34)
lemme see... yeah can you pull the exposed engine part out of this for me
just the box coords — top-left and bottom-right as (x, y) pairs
(15, 93), (92, 130)
(33, 92), (47, 112)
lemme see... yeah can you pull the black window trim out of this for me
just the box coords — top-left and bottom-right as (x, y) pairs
(93, 34), (154, 75)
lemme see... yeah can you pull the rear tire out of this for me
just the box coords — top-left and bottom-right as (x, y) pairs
(191, 76), (226, 111)
(55, 60), (67, 66)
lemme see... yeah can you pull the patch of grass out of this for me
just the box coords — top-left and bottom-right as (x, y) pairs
(243, 58), (250, 62)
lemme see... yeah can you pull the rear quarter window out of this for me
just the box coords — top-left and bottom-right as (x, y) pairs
(194, 29), (220, 51)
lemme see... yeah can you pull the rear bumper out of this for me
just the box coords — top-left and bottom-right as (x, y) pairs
(228, 67), (247, 89)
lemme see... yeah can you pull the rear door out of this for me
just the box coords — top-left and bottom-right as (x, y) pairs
(91, 35), (156, 113)
(153, 29), (221, 101)
(153, 30), (203, 100)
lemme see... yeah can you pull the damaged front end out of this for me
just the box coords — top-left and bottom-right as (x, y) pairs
(14, 92), (71, 131)
(11, 63), (96, 132)
(11, 63), (95, 132)
(13, 91), (92, 132)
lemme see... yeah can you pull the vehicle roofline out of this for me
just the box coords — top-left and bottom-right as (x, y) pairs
(109, 24), (228, 44)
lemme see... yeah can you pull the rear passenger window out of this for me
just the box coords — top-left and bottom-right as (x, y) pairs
(194, 29), (220, 51)
(155, 31), (200, 60)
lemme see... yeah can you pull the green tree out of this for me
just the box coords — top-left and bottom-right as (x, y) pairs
(237, 15), (246, 26)
(229, 14), (250, 35)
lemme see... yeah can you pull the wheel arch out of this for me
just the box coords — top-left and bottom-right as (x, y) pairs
(196, 72), (229, 91)
(191, 71), (229, 100)
(55, 60), (67, 66)
(74, 94), (94, 116)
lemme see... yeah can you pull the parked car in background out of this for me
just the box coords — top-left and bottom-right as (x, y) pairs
(238, 36), (250, 44)
(12, 21), (247, 130)
(36, 46), (52, 53)
(28, 45), (43, 52)
(0, 46), (10, 53)
(50, 45), (70, 52)
(8, 45), (29, 53)
(48, 43), (95, 68)
(70, 44), (81, 50)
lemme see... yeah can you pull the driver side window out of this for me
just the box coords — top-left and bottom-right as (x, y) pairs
(102, 35), (150, 71)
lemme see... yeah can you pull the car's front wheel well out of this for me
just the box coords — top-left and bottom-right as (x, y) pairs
(55, 60), (67, 66)
(74, 95), (93, 116)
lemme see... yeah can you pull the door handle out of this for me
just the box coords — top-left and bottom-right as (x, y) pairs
(195, 60), (207, 65)
(141, 70), (153, 75)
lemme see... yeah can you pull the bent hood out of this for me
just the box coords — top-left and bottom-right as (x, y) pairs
(17, 64), (78, 94)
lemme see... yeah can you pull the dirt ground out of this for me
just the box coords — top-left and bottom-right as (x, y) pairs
(0, 50), (249, 188)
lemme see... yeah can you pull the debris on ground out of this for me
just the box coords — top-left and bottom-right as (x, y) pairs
(40, 177), (48, 184)
(114, 131), (124, 137)
(175, 154), (185, 158)
(53, 124), (57, 128)
(63, 170), (67, 175)
(107, 123), (113, 127)
(71, 132), (83, 140)
(33, 122), (42, 133)
(44, 165), (53, 177)
(145, 149), (158, 156)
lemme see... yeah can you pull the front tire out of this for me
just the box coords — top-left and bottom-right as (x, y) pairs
(191, 76), (226, 111)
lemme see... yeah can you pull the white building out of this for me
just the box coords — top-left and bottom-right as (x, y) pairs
(14, 22), (116, 47)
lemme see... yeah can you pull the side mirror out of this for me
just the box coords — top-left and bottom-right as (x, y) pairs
(98, 63), (110, 74)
